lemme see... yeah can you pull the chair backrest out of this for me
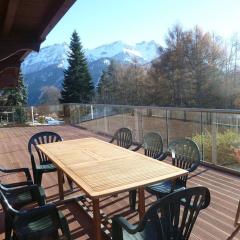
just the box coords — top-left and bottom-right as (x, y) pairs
(28, 131), (62, 165)
(143, 132), (163, 159)
(138, 187), (210, 240)
(168, 138), (201, 184)
(112, 128), (133, 149)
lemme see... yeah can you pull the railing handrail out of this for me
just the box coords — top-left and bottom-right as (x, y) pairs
(66, 103), (240, 114)
(2, 103), (240, 114)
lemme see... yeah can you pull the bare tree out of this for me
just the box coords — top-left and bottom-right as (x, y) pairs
(40, 86), (61, 105)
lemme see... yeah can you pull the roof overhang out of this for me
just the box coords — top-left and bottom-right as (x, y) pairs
(0, 0), (76, 88)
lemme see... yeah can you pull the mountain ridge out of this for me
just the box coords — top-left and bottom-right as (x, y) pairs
(21, 40), (160, 105)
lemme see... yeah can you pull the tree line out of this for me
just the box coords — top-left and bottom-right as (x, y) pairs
(97, 25), (240, 109)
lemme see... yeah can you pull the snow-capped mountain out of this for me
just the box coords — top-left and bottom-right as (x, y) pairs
(22, 43), (69, 75)
(21, 40), (160, 105)
(85, 40), (159, 63)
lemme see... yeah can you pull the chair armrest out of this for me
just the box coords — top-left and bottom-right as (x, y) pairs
(132, 144), (142, 152)
(0, 167), (32, 182)
(112, 215), (138, 235)
(156, 150), (173, 161)
(187, 161), (200, 173)
(3, 184), (46, 206)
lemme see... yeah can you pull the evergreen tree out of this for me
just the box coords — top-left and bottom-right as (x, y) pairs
(6, 70), (27, 106)
(60, 31), (94, 103)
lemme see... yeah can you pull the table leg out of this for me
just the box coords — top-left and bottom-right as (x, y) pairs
(57, 169), (64, 200)
(138, 187), (145, 219)
(92, 198), (102, 240)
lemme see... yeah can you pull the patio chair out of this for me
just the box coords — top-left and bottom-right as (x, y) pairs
(28, 131), (72, 188)
(0, 167), (46, 239)
(0, 189), (72, 240)
(0, 167), (33, 187)
(112, 187), (210, 240)
(129, 132), (164, 210)
(129, 138), (201, 211)
(109, 128), (139, 150)
(141, 132), (164, 159)
(0, 167), (46, 209)
(146, 138), (201, 199)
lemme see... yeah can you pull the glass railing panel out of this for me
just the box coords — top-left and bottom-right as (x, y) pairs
(107, 106), (136, 139)
(93, 104), (107, 134)
(167, 109), (202, 151)
(214, 112), (240, 171)
(28, 104), (65, 125)
(141, 107), (167, 147)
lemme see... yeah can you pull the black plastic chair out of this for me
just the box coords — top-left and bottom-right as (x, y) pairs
(28, 131), (72, 189)
(0, 167), (33, 187)
(28, 131), (62, 185)
(112, 187), (210, 240)
(0, 167), (46, 239)
(129, 132), (164, 210)
(141, 132), (164, 159)
(0, 167), (46, 209)
(146, 138), (201, 199)
(109, 128), (139, 150)
(0, 189), (72, 240)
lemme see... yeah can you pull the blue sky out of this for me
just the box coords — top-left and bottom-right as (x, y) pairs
(43, 0), (240, 49)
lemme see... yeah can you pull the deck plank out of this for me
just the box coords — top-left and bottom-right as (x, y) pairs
(0, 125), (240, 240)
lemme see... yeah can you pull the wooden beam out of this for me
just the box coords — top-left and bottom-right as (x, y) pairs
(39, 0), (76, 41)
(0, 68), (19, 89)
(0, 51), (24, 73)
(0, 37), (41, 61)
(3, 0), (20, 35)
(0, 58), (20, 73)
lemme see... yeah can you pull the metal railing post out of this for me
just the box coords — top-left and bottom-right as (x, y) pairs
(91, 105), (94, 120)
(104, 106), (109, 134)
(211, 112), (217, 165)
(166, 109), (169, 147)
(134, 108), (141, 142)
(200, 111), (204, 162)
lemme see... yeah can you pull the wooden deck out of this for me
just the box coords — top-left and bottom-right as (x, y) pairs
(0, 125), (240, 240)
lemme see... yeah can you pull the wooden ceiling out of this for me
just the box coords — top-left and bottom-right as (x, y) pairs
(0, 0), (76, 88)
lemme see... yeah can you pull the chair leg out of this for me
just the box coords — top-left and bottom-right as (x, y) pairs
(129, 190), (137, 211)
(235, 200), (240, 226)
(61, 217), (72, 240)
(35, 172), (43, 185)
(5, 215), (12, 240)
(33, 171), (37, 185)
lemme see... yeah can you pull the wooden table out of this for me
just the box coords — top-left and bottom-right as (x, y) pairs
(37, 137), (188, 240)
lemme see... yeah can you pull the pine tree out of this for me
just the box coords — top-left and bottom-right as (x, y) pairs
(6, 70), (27, 106)
(60, 31), (94, 103)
